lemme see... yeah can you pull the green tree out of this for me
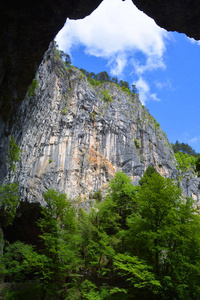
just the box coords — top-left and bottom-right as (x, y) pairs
(131, 84), (137, 94)
(36, 189), (80, 298)
(97, 71), (111, 83)
(108, 171), (137, 228)
(139, 166), (158, 186)
(174, 150), (197, 172)
(195, 157), (200, 175)
(0, 183), (19, 228)
(0, 182), (19, 280)
(113, 253), (161, 299)
(77, 207), (116, 282)
(125, 171), (200, 299)
(172, 140), (198, 156)
(2, 189), (80, 299)
(112, 76), (118, 84)
(119, 80), (130, 89)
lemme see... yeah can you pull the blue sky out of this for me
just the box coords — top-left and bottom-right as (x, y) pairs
(56, 0), (200, 153)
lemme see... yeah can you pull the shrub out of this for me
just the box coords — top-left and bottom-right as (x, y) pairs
(88, 77), (101, 86)
(154, 122), (160, 131)
(89, 189), (102, 203)
(27, 78), (38, 98)
(101, 90), (113, 103)
(61, 107), (67, 115)
(134, 139), (140, 148)
(174, 151), (197, 172)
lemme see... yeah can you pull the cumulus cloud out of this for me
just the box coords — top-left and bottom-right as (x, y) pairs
(134, 77), (159, 103)
(56, 0), (169, 103)
(56, 0), (168, 63)
(107, 53), (128, 76)
(187, 37), (200, 46)
(150, 93), (160, 102)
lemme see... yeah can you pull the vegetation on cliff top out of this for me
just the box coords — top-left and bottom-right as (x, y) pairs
(172, 140), (200, 174)
(80, 68), (137, 96)
(54, 42), (137, 98)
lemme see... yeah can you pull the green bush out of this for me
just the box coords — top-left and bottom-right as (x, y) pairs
(88, 77), (101, 86)
(89, 189), (102, 203)
(134, 139), (140, 148)
(27, 79), (38, 98)
(154, 122), (160, 131)
(101, 89), (113, 102)
(174, 151), (197, 172)
(121, 86), (131, 95)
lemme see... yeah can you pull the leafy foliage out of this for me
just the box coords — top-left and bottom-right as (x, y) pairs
(174, 150), (197, 172)
(113, 253), (161, 296)
(80, 68), (137, 95)
(101, 89), (113, 103)
(134, 139), (140, 148)
(27, 78), (38, 98)
(54, 41), (71, 66)
(172, 140), (198, 156)
(0, 183), (19, 228)
(172, 141), (200, 174)
(6, 136), (21, 172)
(89, 189), (102, 203)
(2, 171), (200, 299)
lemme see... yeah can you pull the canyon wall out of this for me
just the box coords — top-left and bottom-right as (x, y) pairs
(1, 45), (199, 207)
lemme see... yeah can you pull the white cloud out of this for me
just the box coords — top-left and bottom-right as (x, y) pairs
(150, 93), (160, 102)
(107, 53), (127, 76)
(56, 0), (169, 103)
(187, 37), (200, 46)
(154, 79), (175, 91)
(132, 56), (166, 76)
(134, 78), (160, 104)
(56, 0), (168, 71)
(189, 136), (200, 143)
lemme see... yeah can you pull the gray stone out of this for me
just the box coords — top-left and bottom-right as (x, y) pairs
(1, 44), (199, 205)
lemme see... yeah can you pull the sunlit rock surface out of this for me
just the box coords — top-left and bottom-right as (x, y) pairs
(2, 45), (198, 206)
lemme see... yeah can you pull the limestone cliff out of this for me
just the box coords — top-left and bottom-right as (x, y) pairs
(1, 44), (199, 206)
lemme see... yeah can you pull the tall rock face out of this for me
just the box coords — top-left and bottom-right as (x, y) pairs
(1, 45), (199, 205)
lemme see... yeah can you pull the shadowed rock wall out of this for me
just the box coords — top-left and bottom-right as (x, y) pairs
(1, 0), (200, 122)
(0, 0), (102, 120)
(133, 0), (200, 40)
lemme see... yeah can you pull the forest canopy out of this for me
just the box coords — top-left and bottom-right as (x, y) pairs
(1, 169), (200, 299)
(172, 140), (200, 174)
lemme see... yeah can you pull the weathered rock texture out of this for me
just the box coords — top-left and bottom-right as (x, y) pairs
(1, 0), (200, 122)
(1, 45), (199, 205)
